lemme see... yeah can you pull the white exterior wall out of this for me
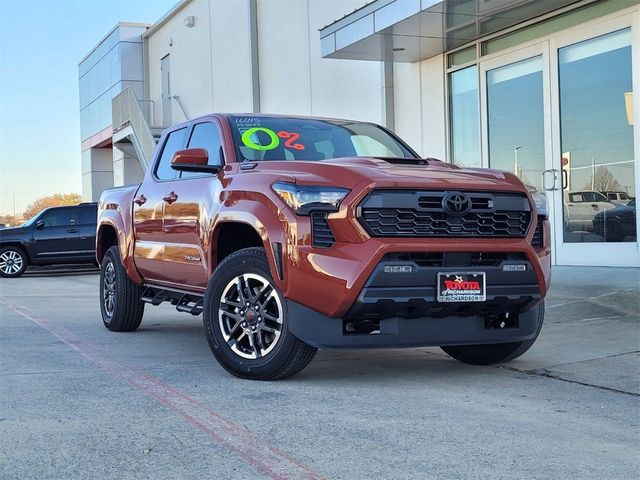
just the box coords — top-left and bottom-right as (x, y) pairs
(147, 0), (255, 123)
(81, 148), (114, 202)
(392, 55), (447, 159)
(147, 1), (215, 125)
(147, 0), (381, 124)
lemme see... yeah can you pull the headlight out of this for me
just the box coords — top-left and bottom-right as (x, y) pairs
(532, 192), (548, 219)
(272, 182), (350, 215)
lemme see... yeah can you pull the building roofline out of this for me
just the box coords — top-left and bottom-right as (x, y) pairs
(319, 0), (394, 37)
(78, 22), (151, 65)
(143, 0), (193, 38)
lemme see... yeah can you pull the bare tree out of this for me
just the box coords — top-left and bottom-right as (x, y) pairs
(583, 167), (621, 192)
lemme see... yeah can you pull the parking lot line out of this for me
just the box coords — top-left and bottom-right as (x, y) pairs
(1, 298), (325, 480)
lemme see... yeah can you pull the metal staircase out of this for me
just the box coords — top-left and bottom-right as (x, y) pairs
(111, 87), (163, 169)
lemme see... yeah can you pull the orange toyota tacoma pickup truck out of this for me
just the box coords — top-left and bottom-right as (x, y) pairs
(97, 114), (551, 380)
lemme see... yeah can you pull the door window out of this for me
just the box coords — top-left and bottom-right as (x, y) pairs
(40, 208), (80, 227)
(449, 65), (481, 168)
(559, 28), (635, 243)
(155, 127), (188, 180)
(181, 122), (223, 179)
(81, 205), (98, 225)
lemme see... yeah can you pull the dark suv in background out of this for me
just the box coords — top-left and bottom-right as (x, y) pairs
(0, 203), (97, 277)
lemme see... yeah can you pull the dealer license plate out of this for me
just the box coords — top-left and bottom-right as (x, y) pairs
(437, 272), (486, 303)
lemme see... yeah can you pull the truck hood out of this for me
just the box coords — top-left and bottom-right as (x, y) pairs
(0, 225), (29, 239)
(241, 158), (527, 192)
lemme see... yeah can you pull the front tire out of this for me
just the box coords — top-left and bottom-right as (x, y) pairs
(100, 246), (145, 332)
(203, 247), (317, 380)
(0, 246), (28, 278)
(441, 301), (545, 365)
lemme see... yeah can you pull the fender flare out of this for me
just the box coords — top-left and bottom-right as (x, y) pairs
(97, 212), (144, 284)
(211, 200), (292, 291)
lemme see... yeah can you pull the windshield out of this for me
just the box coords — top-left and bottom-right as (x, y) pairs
(229, 116), (416, 162)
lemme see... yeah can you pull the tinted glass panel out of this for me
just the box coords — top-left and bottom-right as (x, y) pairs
(81, 205), (98, 225)
(449, 65), (480, 168)
(155, 128), (188, 180)
(181, 122), (223, 179)
(229, 116), (416, 162)
(41, 208), (80, 227)
(487, 56), (545, 191)
(559, 29), (635, 243)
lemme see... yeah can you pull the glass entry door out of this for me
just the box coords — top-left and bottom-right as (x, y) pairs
(480, 44), (557, 257)
(551, 26), (638, 266)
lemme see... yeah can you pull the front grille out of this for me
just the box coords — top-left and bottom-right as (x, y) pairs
(531, 217), (544, 248)
(359, 190), (531, 238)
(382, 252), (527, 267)
(311, 212), (335, 248)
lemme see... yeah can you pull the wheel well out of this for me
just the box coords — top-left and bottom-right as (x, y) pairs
(215, 223), (263, 266)
(97, 225), (117, 262)
(0, 243), (29, 261)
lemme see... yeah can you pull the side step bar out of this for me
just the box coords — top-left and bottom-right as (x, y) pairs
(141, 286), (204, 316)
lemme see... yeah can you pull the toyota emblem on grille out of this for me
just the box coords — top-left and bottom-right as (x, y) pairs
(442, 192), (471, 216)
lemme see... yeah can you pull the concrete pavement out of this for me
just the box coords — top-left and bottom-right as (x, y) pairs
(0, 266), (638, 479)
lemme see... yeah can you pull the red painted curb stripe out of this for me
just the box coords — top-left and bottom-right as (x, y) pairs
(2, 299), (325, 480)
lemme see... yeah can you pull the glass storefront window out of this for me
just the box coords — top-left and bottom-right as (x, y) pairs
(559, 28), (636, 243)
(449, 65), (480, 168)
(487, 56), (545, 191)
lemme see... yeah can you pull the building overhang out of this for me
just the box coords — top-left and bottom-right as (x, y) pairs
(320, 0), (587, 63)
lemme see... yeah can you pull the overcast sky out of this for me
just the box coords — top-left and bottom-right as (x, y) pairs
(0, 0), (176, 215)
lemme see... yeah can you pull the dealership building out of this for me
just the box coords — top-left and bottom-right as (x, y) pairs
(78, 0), (639, 267)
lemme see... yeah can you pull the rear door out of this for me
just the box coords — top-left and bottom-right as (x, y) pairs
(78, 204), (98, 260)
(31, 207), (83, 262)
(162, 120), (225, 289)
(133, 127), (188, 283)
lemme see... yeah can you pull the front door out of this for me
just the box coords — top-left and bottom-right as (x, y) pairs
(163, 120), (225, 290)
(550, 24), (638, 266)
(481, 44), (556, 255)
(31, 207), (84, 262)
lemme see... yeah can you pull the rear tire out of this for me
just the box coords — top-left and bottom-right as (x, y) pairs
(203, 247), (317, 380)
(441, 301), (545, 365)
(0, 246), (28, 278)
(100, 246), (145, 332)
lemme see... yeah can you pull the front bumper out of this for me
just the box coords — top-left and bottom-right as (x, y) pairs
(287, 299), (541, 349)
(286, 250), (544, 348)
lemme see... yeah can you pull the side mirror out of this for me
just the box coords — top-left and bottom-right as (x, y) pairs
(171, 148), (219, 174)
(35, 220), (44, 229)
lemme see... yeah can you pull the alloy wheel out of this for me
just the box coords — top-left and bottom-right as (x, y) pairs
(103, 260), (116, 318)
(218, 273), (283, 359)
(0, 250), (24, 276)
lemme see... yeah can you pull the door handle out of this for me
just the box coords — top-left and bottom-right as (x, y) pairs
(67, 228), (78, 234)
(542, 169), (558, 191)
(162, 191), (178, 204)
(134, 194), (147, 206)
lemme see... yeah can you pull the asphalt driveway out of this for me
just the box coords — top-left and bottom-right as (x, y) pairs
(1, 266), (638, 479)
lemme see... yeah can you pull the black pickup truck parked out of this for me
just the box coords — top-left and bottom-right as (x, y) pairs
(0, 203), (97, 277)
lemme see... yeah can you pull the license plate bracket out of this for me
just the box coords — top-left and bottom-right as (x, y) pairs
(437, 272), (486, 303)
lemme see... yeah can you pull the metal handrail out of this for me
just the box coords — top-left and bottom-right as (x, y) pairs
(112, 87), (157, 167)
(172, 95), (189, 121)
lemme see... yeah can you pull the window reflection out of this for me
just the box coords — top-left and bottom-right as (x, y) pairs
(487, 56), (545, 191)
(449, 66), (481, 168)
(559, 29), (635, 243)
